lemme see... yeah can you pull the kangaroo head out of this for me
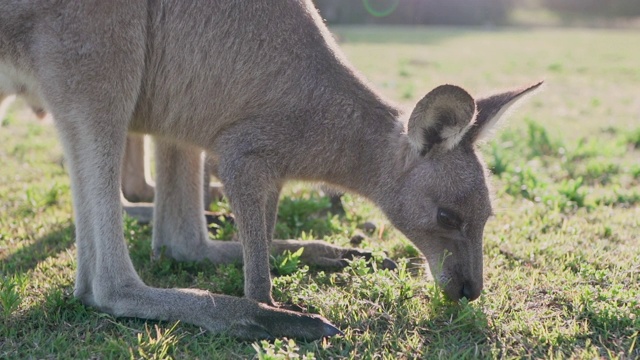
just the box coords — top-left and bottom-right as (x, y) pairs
(386, 82), (542, 301)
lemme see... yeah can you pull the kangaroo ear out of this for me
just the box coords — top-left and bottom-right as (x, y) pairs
(408, 85), (476, 156)
(465, 81), (543, 143)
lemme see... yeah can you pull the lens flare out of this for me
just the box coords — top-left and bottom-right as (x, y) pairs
(363, 0), (400, 18)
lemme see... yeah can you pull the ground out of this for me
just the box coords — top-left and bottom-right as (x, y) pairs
(1, 27), (639, 359)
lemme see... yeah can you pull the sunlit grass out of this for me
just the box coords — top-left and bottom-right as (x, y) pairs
(1, 26), (638, 358)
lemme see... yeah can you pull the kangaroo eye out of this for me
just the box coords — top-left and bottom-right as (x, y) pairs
(437, 208), (462, 230)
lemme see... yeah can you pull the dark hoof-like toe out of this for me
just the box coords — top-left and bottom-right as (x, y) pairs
(349, 232), (366, 246)
(322, 323), (344, 337)
(360, 221), (377, 233)
(342, 249), (396, 271)
(276, 302), (306, 313)
(329, 195), (346, 215)
(205, 212), (235, 231)
(382, 258), (398, 271)
(342, 249), (373, 262)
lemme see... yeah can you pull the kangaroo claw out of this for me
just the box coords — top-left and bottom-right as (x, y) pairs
(342, 249), (373, 262)
(341, 249), (397, 271)
(275, 302), (306, 313)
(323, 323), (344, 337)
(382, 258), (398, 270)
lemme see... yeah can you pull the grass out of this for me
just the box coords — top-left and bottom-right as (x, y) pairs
(1, 26), (639, 359)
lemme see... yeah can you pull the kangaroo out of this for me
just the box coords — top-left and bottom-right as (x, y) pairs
(0, 0), (540, 339)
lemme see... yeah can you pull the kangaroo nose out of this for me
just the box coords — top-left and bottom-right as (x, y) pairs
(460, 282), (481, 301)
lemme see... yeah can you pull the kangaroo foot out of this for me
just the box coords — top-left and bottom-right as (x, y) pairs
(232, 303), (343, 340)
(271, 240), (397, 270)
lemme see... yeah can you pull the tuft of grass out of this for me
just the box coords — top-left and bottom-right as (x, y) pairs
(0, 276), (23, 321)
(630, 165), (640, 180)
(547, 62), (563, 72)
(398, 59), (411, 77)
(503, 165), (547, 201)
(569, 137), (623, 162)
(487, 142), (511, 177)
(624, 127), (640, 149)
(557, 177), (586, 210)
(1, 113), (15, 127)
(582, 160), (620, 185)
(253, 338), (316, 360)
(526, 119), (563, 158)
(275, 195), (344, 239)
(271, 248), (304, 276)
(400, 82), (415, 100)
(130, 322), (184, 360)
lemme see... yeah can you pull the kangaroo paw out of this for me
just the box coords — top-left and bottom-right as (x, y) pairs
(340, 249), (398, 270)
(272, 239), (397, 271)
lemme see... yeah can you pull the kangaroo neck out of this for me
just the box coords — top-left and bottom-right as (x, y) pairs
(296, 82), (406, 205)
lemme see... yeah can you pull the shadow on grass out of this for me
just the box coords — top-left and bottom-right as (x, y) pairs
(1, 281), (251, 359)
(1, 283), (194, 359)
(418, 302), (490, 357)
(0, 223), (75, 277)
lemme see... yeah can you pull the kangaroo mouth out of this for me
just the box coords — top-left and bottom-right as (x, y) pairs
(433, 270), (482, 301)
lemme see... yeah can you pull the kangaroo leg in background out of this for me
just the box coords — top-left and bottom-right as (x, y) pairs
(121, 135), (227, 224)
(203, 153), (225, 208)
(121, 134), (155, 203)
(319, 185), (346, 216)
(151, 138), (244, 263)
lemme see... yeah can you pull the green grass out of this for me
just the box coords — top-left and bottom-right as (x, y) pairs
(1, 26), (639, 359)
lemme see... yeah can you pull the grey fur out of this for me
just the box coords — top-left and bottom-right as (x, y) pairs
(0, 0), (540, 339)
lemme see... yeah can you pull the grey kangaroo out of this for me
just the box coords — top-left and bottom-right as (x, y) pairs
(0, 0), (540, 339)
